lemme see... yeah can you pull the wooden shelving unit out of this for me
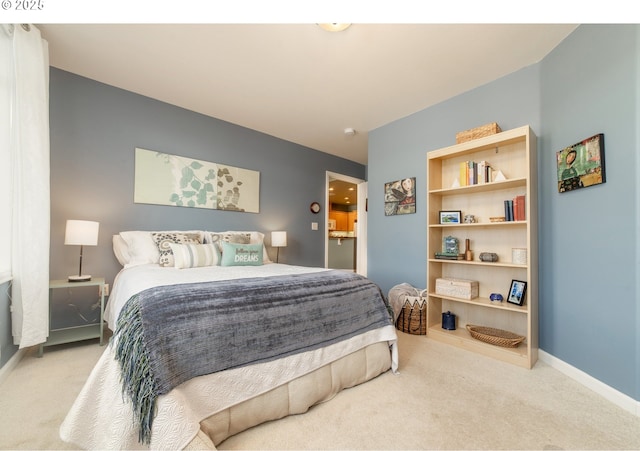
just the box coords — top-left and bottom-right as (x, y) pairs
(426, 125), (538, 368)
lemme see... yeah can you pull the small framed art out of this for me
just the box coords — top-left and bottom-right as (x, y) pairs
(556, 133), (606, 193)
(507, 279), (527, 306)
(384, 177), (416, 216)
(439, 210), (461, 224)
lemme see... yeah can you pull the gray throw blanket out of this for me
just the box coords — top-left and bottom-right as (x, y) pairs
(112, 270), (394, 444)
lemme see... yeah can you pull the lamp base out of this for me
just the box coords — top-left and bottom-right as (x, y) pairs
(68, 274), (92, 282)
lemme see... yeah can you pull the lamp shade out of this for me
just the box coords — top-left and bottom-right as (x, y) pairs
(271, 231), (287, 247)
(65, 220), (99, 246)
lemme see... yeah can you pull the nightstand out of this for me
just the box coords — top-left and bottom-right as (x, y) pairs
(38, 277), (106, 357)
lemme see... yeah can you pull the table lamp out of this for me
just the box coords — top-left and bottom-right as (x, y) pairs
(65, 219), (99, 282)
(271, 231), (287, 263)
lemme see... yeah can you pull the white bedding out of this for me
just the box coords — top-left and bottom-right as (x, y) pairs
(62, 262), (398, 450)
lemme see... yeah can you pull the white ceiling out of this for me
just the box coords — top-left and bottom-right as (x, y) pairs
(38, 23), (578, 164)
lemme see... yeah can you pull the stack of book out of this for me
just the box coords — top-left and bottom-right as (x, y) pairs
(504, 195), (526, 221)
(435, 252), (464, 260)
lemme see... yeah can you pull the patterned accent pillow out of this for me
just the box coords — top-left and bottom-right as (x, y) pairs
(220, 242), (263, 266)
(151, 232), (202, 267)
(169, 243), (220, 269)
(206, 232), (251, 253)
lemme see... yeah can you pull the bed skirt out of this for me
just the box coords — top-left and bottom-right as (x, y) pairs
(60, 326), (397, 450)
(186, 341), (392, 449)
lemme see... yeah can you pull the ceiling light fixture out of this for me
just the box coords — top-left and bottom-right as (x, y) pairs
(318, 23), (351, 32)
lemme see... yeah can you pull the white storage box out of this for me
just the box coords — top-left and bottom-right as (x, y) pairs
(435, 278), (479, 300)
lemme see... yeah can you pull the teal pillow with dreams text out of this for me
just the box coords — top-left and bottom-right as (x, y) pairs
(220, 242), (264, 266)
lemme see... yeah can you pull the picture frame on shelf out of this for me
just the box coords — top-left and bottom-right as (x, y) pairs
(507, 279), (527, 306)
(439, 210), (461, 224)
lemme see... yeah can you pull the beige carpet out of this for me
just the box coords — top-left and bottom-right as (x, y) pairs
(0, 332), (639, 450)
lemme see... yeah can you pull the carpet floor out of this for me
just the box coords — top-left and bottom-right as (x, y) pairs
(0, 331), (638, 450)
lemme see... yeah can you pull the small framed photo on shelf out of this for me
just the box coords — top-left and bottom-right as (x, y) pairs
(439, 210), (461, 224)
(507, 279), (527, 306)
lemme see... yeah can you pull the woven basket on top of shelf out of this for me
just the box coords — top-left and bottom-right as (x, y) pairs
(466, 324), (525, 348)
(455, 122), (501, 143)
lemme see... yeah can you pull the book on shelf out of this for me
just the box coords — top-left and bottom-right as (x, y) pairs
(504, 199), (513, 221)
(458, 160), (494, 186)
(513, 195), (525, 221)
(503, 195), (526, 221)
(459, 162), (468, 187)
(468, 160), (476, 185)
(477, 160), (487, 184)
(435, 253), (464, 260)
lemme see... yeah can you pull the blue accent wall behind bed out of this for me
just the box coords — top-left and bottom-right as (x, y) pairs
(49, 68), (365, 289)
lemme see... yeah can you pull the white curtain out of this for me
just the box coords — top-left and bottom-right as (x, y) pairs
(2, 24), (51, 348)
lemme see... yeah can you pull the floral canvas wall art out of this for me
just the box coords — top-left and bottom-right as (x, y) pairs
(134, 148), (260, 213)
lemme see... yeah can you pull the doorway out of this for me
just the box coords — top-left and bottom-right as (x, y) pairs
(325, 172), (367, 275)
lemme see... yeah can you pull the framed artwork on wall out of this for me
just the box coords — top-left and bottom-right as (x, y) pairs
(556, 133), (605, 193)
(384, 177), (416, 216)
(134, 148), (260, 212)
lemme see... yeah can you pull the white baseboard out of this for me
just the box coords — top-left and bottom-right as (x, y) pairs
(0, 347), (28, 387)
(539, 350), (639, 417)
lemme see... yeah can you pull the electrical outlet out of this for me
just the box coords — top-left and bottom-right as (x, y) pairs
(101, 284), (109, 297)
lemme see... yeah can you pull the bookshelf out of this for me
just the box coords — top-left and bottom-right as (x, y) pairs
(426, 125), (538, 368)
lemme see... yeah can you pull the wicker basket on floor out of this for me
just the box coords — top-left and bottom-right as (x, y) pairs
(396, 298), (427, 335)
(466, 324), (525, 348)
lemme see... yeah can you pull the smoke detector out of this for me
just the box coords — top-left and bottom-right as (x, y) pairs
(344, 128), (356, 136)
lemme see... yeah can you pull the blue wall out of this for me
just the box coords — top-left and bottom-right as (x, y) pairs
(539, 24), (638, 401)
(368, 65), (541, 292)
(48, 68), (365, 287)
(368, 24), (639, 401)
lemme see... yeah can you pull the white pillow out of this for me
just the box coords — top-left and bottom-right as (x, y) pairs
(119, 230), (205, 267)
(119, 231), (159, 267)
(112, 234), (131, 266)
(169, 243), (220, 269)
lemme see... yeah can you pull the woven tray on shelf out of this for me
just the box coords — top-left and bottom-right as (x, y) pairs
(466, 324), (525, 348)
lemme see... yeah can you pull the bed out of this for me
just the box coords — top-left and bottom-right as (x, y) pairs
(59, 230), (398, 450)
